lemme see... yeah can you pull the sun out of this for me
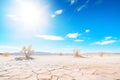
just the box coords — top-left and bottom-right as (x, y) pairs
(19, 0), (48, 26)
(7, 0), (50, 37)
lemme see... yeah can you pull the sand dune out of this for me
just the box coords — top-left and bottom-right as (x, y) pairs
(0, 55), (120, 80)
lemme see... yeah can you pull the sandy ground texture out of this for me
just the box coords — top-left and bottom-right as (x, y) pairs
(0, 54), (120, 80)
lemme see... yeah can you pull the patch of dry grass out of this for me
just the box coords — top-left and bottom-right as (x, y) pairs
(2, 52), (10, 57)
(98, 52), (104, 57)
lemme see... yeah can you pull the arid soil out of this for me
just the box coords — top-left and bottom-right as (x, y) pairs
(0, 54), (120, 80)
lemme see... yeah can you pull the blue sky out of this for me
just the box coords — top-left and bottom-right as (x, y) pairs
(0, 0), (120, 53)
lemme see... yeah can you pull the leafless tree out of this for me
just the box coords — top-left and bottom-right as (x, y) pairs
(21, 45), (34, 59)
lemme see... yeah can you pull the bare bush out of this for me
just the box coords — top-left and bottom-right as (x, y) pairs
(73, 49), (83, 57)
(59, 53), (63, 56)
(21, 45), (34, 60)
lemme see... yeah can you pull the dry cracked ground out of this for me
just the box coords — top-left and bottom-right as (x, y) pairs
(0, 55), (120, 80)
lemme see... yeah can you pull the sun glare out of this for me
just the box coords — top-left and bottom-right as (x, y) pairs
(7, 0), (50, 37)
(19, 1), (48, 26)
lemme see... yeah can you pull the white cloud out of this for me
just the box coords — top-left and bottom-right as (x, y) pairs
(55, 9), (63, 15)
(77, 5), (86, 12)
(105, 36), (112, 40)
(7, 14), (18, 21)
(94, 40), (116, 45)
(74, 39), (84, 42)
(0, 46), (19, 49)
(51, 14), (56, 18)
(70, 0), (77, 5)
(93, 36), (116, 45)
(67, 33), (80, 38)
(35, 35), (64, 40)
(0, 45), (20, 53)
(85, 29), (90, 33)
(77, 0), (90, 12)
(51, 9), (63, 18)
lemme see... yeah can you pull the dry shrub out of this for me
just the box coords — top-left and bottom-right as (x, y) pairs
(21, 45), (34, 60)
(2, 52), (10, 57)
(59, 53), (63, 56)
(98, 52), (104, 57)
(73, 49), (83, 57)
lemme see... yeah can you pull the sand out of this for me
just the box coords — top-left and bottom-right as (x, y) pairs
(0, 54), (120, 80)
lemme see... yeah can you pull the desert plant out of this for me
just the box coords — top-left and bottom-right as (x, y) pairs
(98, 52), (104, 57)
(73, 48), (83, 57)
(2, 52), (10, 57)
(21, 45), (34, 59)
(59, 53), (63, 56)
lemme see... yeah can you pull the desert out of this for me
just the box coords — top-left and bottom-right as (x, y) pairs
(0, 54), (120, 80)
(1, 0), (120, 80)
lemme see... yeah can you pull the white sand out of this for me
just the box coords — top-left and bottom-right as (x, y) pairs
(0, 55), (120, 80)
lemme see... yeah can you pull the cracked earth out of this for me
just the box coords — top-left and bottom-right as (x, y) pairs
(0, 55), (120, 80)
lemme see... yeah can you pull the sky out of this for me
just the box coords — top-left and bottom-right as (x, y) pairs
(0, 0), (120, 53)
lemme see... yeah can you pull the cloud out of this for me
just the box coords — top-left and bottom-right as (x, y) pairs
(0, 46), (19, 49)
(93, 36), (116, 45)
(70, 0), (77, 5)
(51, 14), (56, 18)
(7, 14), (18, 21)
(51, 9), (63, 18)
(67, 33), (80, 38)
(85, 29), (90, 33)
(74, 39), (84, 42)
(77, 5), (86, 12)
(0, 45), (20, 53)
(35, 35), (64, 40)
(94, 40), (116, 45)
(77, 0), (90, 12)
(55, 9), (63, 15)
(105, 36), (112, 40)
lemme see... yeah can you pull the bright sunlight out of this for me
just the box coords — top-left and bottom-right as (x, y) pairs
(7, 0), (50, 37)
